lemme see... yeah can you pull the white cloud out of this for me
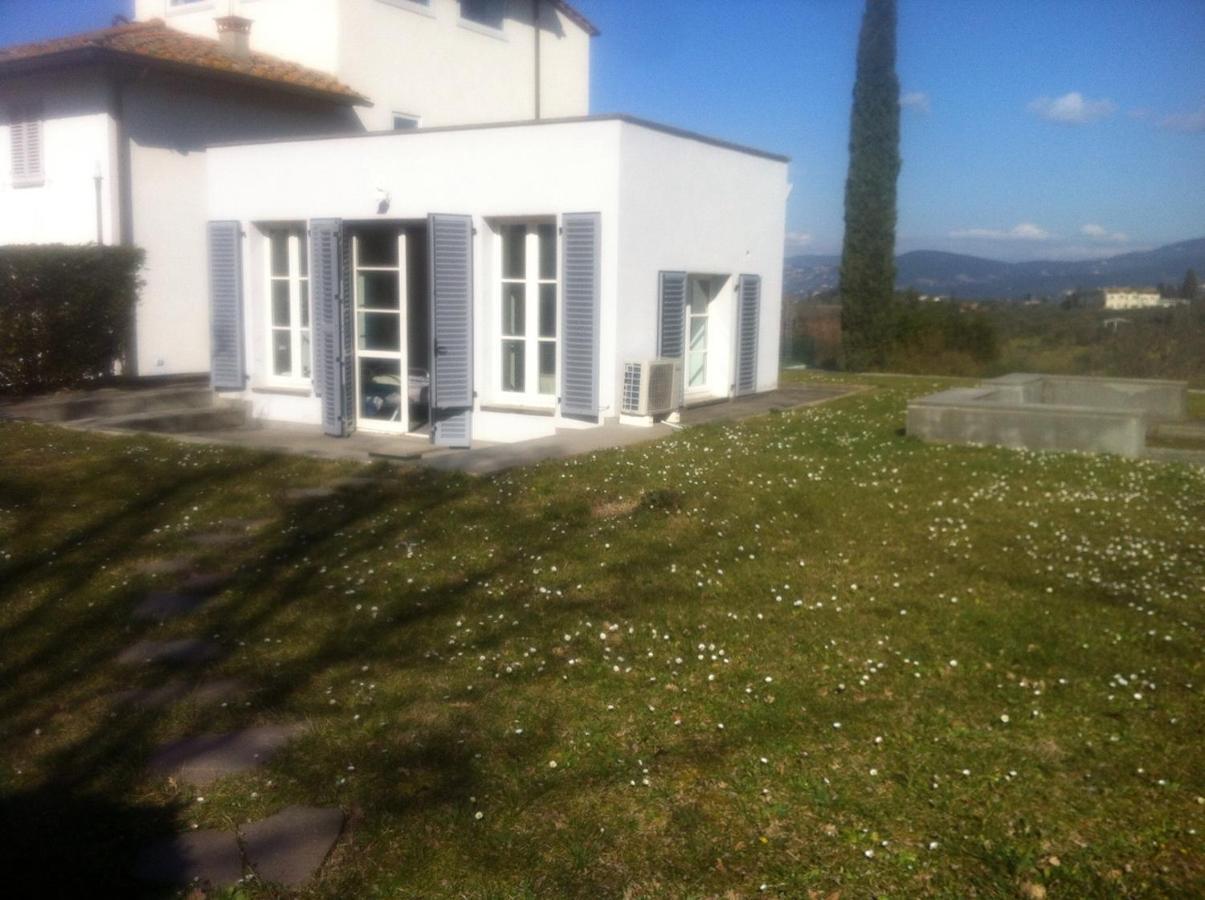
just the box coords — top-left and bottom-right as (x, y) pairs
(901, 91), (930, 114)
(1159, 105), (1205, 133)
(1080, 224), (1128, 242)
(784, 231), (814, 251)
(950, 222), (1052, 241)
(1027, 92), (1116, 125)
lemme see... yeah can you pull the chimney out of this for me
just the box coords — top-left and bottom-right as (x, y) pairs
(215, 15), (253, 61)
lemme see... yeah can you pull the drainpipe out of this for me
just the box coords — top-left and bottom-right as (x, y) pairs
(533, 0), (541, 120)
(109, 67), (138, 373)
(93, 161), (104, 244)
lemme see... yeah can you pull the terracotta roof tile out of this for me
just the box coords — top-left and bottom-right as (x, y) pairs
(0, 20), (367, 105)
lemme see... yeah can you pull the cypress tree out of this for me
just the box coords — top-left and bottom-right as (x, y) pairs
(839, 0), (902, 370)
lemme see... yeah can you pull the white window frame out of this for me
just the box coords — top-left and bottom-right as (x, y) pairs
(495, 220), (558, 409)
(9, 103), (44, 189)
(686, 276), (711, 393)
(352, 231), (410, 435)
(459, 0), (508, 37)
(264, 227), (312, 387)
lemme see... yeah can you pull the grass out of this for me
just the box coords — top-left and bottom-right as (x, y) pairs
(1, 371), (1202, 898)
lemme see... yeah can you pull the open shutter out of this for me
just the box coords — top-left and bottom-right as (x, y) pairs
(207, 221), (245, 391)
(657, 271), (687, 408)
(560, 212), (601, 420)
(9, 104), (44, 187)
(735, 274), (761, 396)
(311, 219), (351, 436)
(429, 214), (474, 447)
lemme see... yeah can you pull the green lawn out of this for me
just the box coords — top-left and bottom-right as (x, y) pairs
(1, 372), (1202, 898)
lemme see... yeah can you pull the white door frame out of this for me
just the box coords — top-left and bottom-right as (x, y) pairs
(352, 229), (409, 435)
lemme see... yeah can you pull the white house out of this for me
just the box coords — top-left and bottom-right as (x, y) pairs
(1101, 288), (1181, 310)
(3, 1), (790, 450)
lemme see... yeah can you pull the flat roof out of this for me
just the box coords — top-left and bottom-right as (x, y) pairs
(207, 113), (790, 163)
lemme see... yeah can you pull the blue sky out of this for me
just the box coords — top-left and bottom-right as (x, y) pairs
(5, 0), (1203, 261)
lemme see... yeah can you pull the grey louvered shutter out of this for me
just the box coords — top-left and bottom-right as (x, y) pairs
(657, 271), (687, 359)
(735, 274), (761, 396)
(657, 271), (687, 408)
(207, 221), (245, 391)
(311, 219), (351, 436)
(560, 212), (601, 420)
(429, 214), (474, 447)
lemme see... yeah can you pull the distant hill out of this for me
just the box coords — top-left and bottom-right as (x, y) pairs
(785, 238), (1205, 299)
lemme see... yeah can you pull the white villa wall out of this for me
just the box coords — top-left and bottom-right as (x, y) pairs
(206, 119), (788, 443)
(0, 71), (118, 246)
(123, 79), (358, 375)
(136, 0), (591, 130)
(615, 126), (789, 400)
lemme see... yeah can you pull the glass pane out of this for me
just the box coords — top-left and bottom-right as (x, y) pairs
(272, 329), (291, 376)
(357, 230), (398, 267)
(271, 280), (291, 326)
(538, 223), (556, 280)
(502, 283), (525, 336)
(300, 280), (310, 327)
(690, 279), (710, 314)
(300, 331), (311, 379)
(462, 0), (504, 29)
(297, 232), (308, 276)
(538, 341), (555, 395)
(360, 357), (402, 422)
(501, 340), (525, 392)
(690, 315), (707, 351)
(688, 350), (706, 388)
(539, 283), (556, 338)
(358, 311), (400, 351)
(358, 271), (400, 309)
(270, 232), (289, 277)
(501, 224), (526, 279)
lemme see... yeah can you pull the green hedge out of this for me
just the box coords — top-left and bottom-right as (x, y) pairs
(0, 245), (144, 395)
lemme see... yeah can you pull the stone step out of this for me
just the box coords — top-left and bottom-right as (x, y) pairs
(114, 678), (248, 710)
(116, 638), (220, 667)
(148, 723), (305, 787)
(1, 382), (213, 423)
(133, 829), (244, 889)
(241, 806), (345, 888)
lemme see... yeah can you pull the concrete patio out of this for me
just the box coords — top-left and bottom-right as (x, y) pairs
(35, 382), (865, 475)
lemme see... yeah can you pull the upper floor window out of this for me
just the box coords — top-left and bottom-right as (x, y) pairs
(392, 113), (421, 130)
(461, 0), (505, 30)
(8, 103), (44, 188)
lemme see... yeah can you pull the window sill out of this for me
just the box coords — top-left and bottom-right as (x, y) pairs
(377, 0), (436, 18)
(458, 17), (508, 41)
(12, 178), (45, 189)
(253, 383), (312, 397)
(481, 403), (555, 417)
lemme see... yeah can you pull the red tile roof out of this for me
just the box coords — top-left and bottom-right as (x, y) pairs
(0, 20), (368, 106)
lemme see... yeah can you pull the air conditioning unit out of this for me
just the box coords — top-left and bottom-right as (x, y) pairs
(622, 359), (682, 416)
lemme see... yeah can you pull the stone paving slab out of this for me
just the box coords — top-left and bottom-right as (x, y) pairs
(133, 591), (210, 622)
(177, 571), (235, 595)
(283, 486), (339, 502)
(148, 723), (305, 787)
(115, 678), (248, 710)
(188, 531), (247, 548)
(116, 638), (219, 666)
(240, 805), (345, 887)
(133, 557), (195, 577)
(133, 829), (244, 888)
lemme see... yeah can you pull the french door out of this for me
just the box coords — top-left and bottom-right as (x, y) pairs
(353, 229), (408, 434)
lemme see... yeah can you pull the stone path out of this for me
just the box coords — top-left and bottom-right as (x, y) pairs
(117, 506), (349, 889)
(148, 724), (305, 787)
(132, 806), (345, 890)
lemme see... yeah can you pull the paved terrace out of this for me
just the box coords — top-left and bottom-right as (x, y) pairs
(101, 383), (865, 475)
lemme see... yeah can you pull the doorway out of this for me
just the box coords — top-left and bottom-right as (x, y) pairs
(350, 223), (429, 435)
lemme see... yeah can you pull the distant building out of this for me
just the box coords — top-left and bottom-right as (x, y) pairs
(1101, 288), (1181, 310)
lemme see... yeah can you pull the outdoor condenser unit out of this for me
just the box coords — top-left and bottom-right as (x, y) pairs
(622, 359), (682, 416)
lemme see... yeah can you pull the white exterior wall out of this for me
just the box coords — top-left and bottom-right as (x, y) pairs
(0, 72), (118, 245)
(135, 0), (591, 130)
(206, 119), (788, 442)
(1103, 290), (1167, 310)
(123, 79), (358, 375)
(615, 126), (789, 399)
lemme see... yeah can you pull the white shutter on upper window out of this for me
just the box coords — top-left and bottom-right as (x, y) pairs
(10, 104), (44, 187)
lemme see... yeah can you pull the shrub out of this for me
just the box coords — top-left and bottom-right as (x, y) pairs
(0, 245), (143, 395)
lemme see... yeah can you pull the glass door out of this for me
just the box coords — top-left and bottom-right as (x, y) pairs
(353, 229), (408, 434)
(687, 277), (710, 392)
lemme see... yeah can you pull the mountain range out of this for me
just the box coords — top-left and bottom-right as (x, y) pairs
(784, 237), (1205, 300)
